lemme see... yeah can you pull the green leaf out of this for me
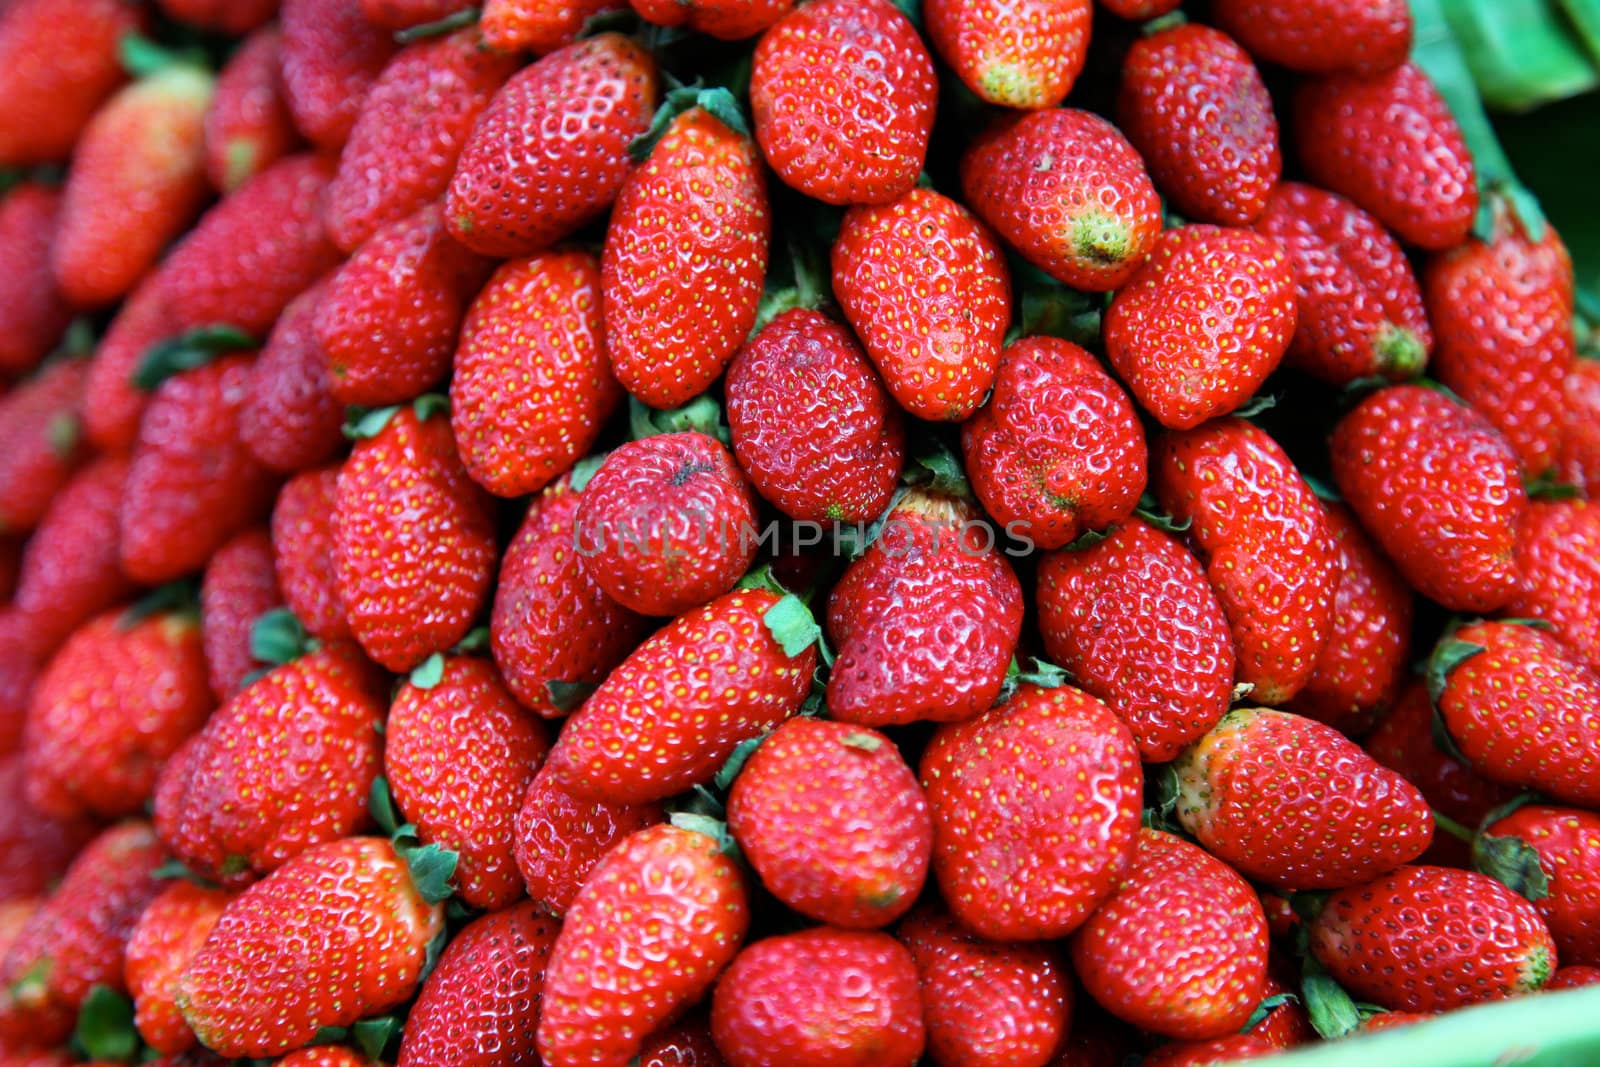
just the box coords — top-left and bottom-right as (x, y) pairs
(1439, 0), (1598, 114)
(119, 34), (196, 78)
(454, 627), (491, 654)
(1140, 762), (1182, 834)
(904, 442), (971, 499)
(713, 733), (768, 792)
(568, 454), (606, 492)
(1425, 636), (1486, 706)
(132, 325), (255, 392)
(887, 0), (922, 30)
(152, 858), (219, 888)
(311, 1026), (350, 1046)
(343, 405), (401, 440)
(412, 393), (449, 422)
(351, 1015), (402, 1061)
(628, 393), (728, 442)
(1302, 957), (1362, 1040)
(409, 653), (446, 690)
(1301, 472), (1342, 503)
(669, 811), (741, 858)
(1242, 992), (1298, 1034)
(1526, 470), (1584, 501)
(629, 84), (751, 161)
(762, 594), (821, 658)
(120, 580), (198, 628)
(544, 680), (595, 713)
(393, 5), (479, 43)
(73, 985), (138, 1062)
(249, 608), (307, 666)
(369, 776), (402, 837)
(400, 841), (459, 904)
(1232, 394), (1279, 420)
(1134, 491), (1191, 536)
(1062, 526), (1111, 551)
(1473, 832), (1552, 901)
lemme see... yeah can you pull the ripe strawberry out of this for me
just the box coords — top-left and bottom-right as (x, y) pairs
(1550, 966), (1600, 990)
(0, 614), (40, 754)
(750, 0), (936, 205)
(514, 764), (663, 915)
(537, 823), (749, 1067)
(336, 402), (497, 672)
(0, 357), (89, 536)
(1506, 501), (1600, 669)
(635, 1017), (723, 1067)
(827, 490), (1023, 725)
(961, 108), (1161, 291)
(447, 34), (658, 256)
(1037, 516), (1235, 762)
(204, 26), (299, 194)
(1559, 359), (1600, 495)
(898, 904), (1073, 1067)
(1245, 968), (1316, 1049)
(0, 899), (39, 963)
(279, 0), (394, 151)
(320, 203), (494, 406)
(1293, 62), (1476, 251)
(0, 754), (96, 902)
(274, 1050), (374, 1067)
(605, 104), (769, 410)
(239, 276), (346, 474)
(200, 529), (282, 700)
(327, 28), (520, 254)
(921, 683), (1142, 940)
(0, 184), (72, 377)
(124, 882), (234, 1055)
(1118, 24), (1279, 226)
(1098, 0), (1179, 16)
(177, 836), (448, 1058)
(1173, 706), (1433, 889)
(1252, 181), (1432, 384)
(832, 187), (1011, 421)
(544, 588), (817, 804)
(362, 0), (467, 27)
(84, 274), (174, 452)
(481, 0), (621, 54)
(397, 902), (561, 1067)
(1211, 0), (1411, 75)
(1141, 1035), (1278, 1067)
(926, 0), (1090, 110)
(711, 927), (925, 1067)
(272, 466), (354, 640)
(1107, 227), (1296, 430)
(1331, 384), (1526, 612)
(387, 656), (553, 910)
(159, 0), (277, 33)
(1309, 865), (1554, 1011)
(1480, 805), (1599, 967)
(632, 0), (792, 38)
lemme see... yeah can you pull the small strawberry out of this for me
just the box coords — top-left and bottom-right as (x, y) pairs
(960, 108), (1161, 291)
(203, 26), (299, 194)
(1173, 707), (1433, 889)
(200, 529), (282, 700)
(513, 763), (663, 915)
(635, 1017), (723, 1067)
(632, 0), (792, 39)
(1141, 1035), (1278, 1067)
(0, 184), (72, 377)
(750, 0), (936, 205)
(0, 754), (97, 902)
(1479, 805), (1600, 967)
(1252, 181), (1431, 384)
(1559, 359), (1600, 495)
(1550, 966), (1600, 990)
(124, 882), (234, 1055)
(447, 34), (658, 257)
(711, 927), (925, 1067)
(279, 0), (395, 151)
(536, 823), (749, 1067)
(1118, 24), (1279, 226)
(481, 0), (621, 56)
(271, 466), (354, 640)
(1331, 384), (1526, 612)
(83, 275), (174, 452)
(925, 0), (1090, 110)
(921, 683), (1142, 941)
(239, 276), (346, 474)
(0, 357), (89, 536)
(361, 0), (468, 27)
(1211, 0), (1411, 75)
(1505, 500), (1600, 669)
(832, 187), (1012, 421)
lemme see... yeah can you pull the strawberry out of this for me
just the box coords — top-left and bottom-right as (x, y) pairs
(1141, 1035), (1277, 1067)
(750, 0), (936, 205)
(1252, 181), (1432, 385)
(0, 614), (40, 755)
(0, 754), (96, 902)
(1309, 865), (1554, 1012)
(1118, 24), (1279, 226)
(727, 718), (931, 928)
(1211, 0), (1411, 75)
(711, 927), (925, 1067)
(1173, 706), (1433, 889)
(1429, 620), (1600, 808)
(0, 185), (72, 377)
(177, 836), (449, 1058)
(204, 26), (299, 194)
(1550, 966), (1600, 990)
(361, 0), (467, 27)
(1072, 829), (1268, 1040)
(1246, 968), (1316, 1049)
(279, 0), (395, 151)
(0, 899), (39, 962)
(1293, 62), (1476, 251)
(386, 656), (554, 910)
(1559, 359), (1600, 495)
(161, 642), (386, 884)
(536, 823), (749, 1067)
(827, 490), (1024, 726)
(397, 902), (561, 1067)
(1154, 418), (1338, 705)
(898, 904), (1073, 1067)
(83, 275), (174, 453)
(447, 34), (658, 256)
(52, 64), (214, 307)
(605, 103), (770, 410)
(239, 276), (346, 474)
(635, 1018), (723, 1067)
(159, 0), (278, 33)
(1425, 211), (1576, 477)
(925, 0), (1090, 110)
(632, 0), (792, 39)
(320, 203), (494, 406)
(120, 354), (280, 583)
(1331, 384), (1526, 612)
(0, 357), (89, 536)
(336, 402), (497, 673)
(481, 0), (621, 56)
(272, 466), (354, 640)
(327, 28), (520, 254)
(1505, 500), (1600, 669)
(513, 764), (663, 915)
(1480, 805), (1599, 967)
(1106, 226), (1296, 430)
(1037, 516), (1235, 762)
(575, 432), (759, 617)
(124, 882), (234, 1055)
(544, 587), (817, 804)
(200, 529), (282, 699)
(960, 108), (1161, 292)
(275, 1050), (374, 1067)
(832, 187), (1012, 421)
(920, 683), (1142, 940)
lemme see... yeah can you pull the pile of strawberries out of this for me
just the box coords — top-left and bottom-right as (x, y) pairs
(1, 0), (1598, 1064)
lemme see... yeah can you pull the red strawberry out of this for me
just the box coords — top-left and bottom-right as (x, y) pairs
(336, 402), (497, 672)
(1141, 1035), (1277, 1067)
(177, 836), (448, 1057)
(1293, 62), (1476, 250)
(0, 899), (39, 963)
(1309, 865), (1554, 1011)
(361, 0), (467, 27)
(271, 466), (353, 640)
(124, 882), (234, 1055)
(1036, 516), (1235, 762)
(447, 34), (658, 256)
(239, 276), (346, 474)
(0, 754), (96, 902)
(200, 529), (283, 700)
(327, 28), (521, 254)
(832, 187), (1011, 421)
(1252, 181), (1432, 384)
(1118, 24), (1279, 226)
(898, 904), (1073, 1067)
(277, 1049), (376, 1067)
(536, 823), (749, 1067)
(632, 0), (792, 39)
(1550, 966), (1600, 990)
(1480, 805), (1599, 967)
(83, 274), (174, 453)
(961, 108), (1161, 291)
(1331, 384), (1526, 612)
(0, 357), (90, 536)
(513, 763), (662, 915)
(1559, 359), (1600, 495)
(1245, 968), (1315, 1049)
(926, 0), (1090, 109)
(544, 588), (817, 804)
(481, 0), (620, 54)
(711, 927), (925, 1067)
(750, 0), (936, 205)
(279, 0), (394, 151)
(1155, 418), (1339, 705)
(0, 184), (72, 377)
(1098, 0), (1179, 16)
(605, 104), (769, 410)
(159, 0), (277, 32)
(0, 614), (40, 754)
(635, 1017), (723, 1067)
(320, 203), (494, 406)
(204, 26), (299, 194)
(1173, 706), (1433, 889)
(1505, 500), (1600, 669)
(921, 683), (1142, 940)
(1211, 0), (1411, 75)
(397, 902), (561, 1067)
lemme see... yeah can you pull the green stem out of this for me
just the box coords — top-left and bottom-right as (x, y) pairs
(1432, 810), (1475, 843)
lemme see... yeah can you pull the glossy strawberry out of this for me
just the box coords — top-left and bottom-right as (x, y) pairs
(0, 754), (96, 902)
(514, 764), (662, 915)
(1559, 359), (1600, 495)
(0, 358), (89, 536)
(635, 1017), (724, 1067)
(271, 466), (353, 640)
(632, 0), (792, 38)
(0, 0), (142, 165)
(279, 0), (394, 151)
(239, 275), (345, 474)
(1245, 968), (1316, 1049)
(1505, 500), (1600, 669)
(1549, 966), (1600, 990)
(1481, 805), (1599, 967)
(0, 185), (72, 377)
(926, 0), (1089, 110)
(1212, 0), (1411, 74)
(84, 274), (174, 452)
(204, 26), (299, 193)
(481, 0), (621, 53)
(125, 882), (234, 1055)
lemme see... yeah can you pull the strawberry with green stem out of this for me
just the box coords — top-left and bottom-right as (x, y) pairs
(1474, 804), (1600, 968)
(925, 0), (1090, 110)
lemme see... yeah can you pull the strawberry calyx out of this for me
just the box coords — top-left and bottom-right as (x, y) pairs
(248, 607), (312, 670)
(368, 776), (460, 905)
(1299, 954), (1365, 1040)
(669, 810), (742, 859)
(993, 656), (1069, 707)
(567, 453), (607, 492)
(71, 984), (138, 1062)
(344, 394), (450, 439)
(1373, 322), (1429, 380)
(1006, 260), (1105, 349)
(132, 324), (255, 392)
(628, 393), (729, 443)
(310, 1015), (403, 1061)
(543, 679), (596, 713)
(1473, 830), (1552, 902)
(120, 580), (200, 629)
(393, 6), (481, 45)
(118, 34), (210, 80)
(1132, 490), (1191, 536)
(1240, 991), (1298, 1034)
(630, 85), (751, 163)
(152, 857), (221, 889)
(1525, 469), (1583, 501)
